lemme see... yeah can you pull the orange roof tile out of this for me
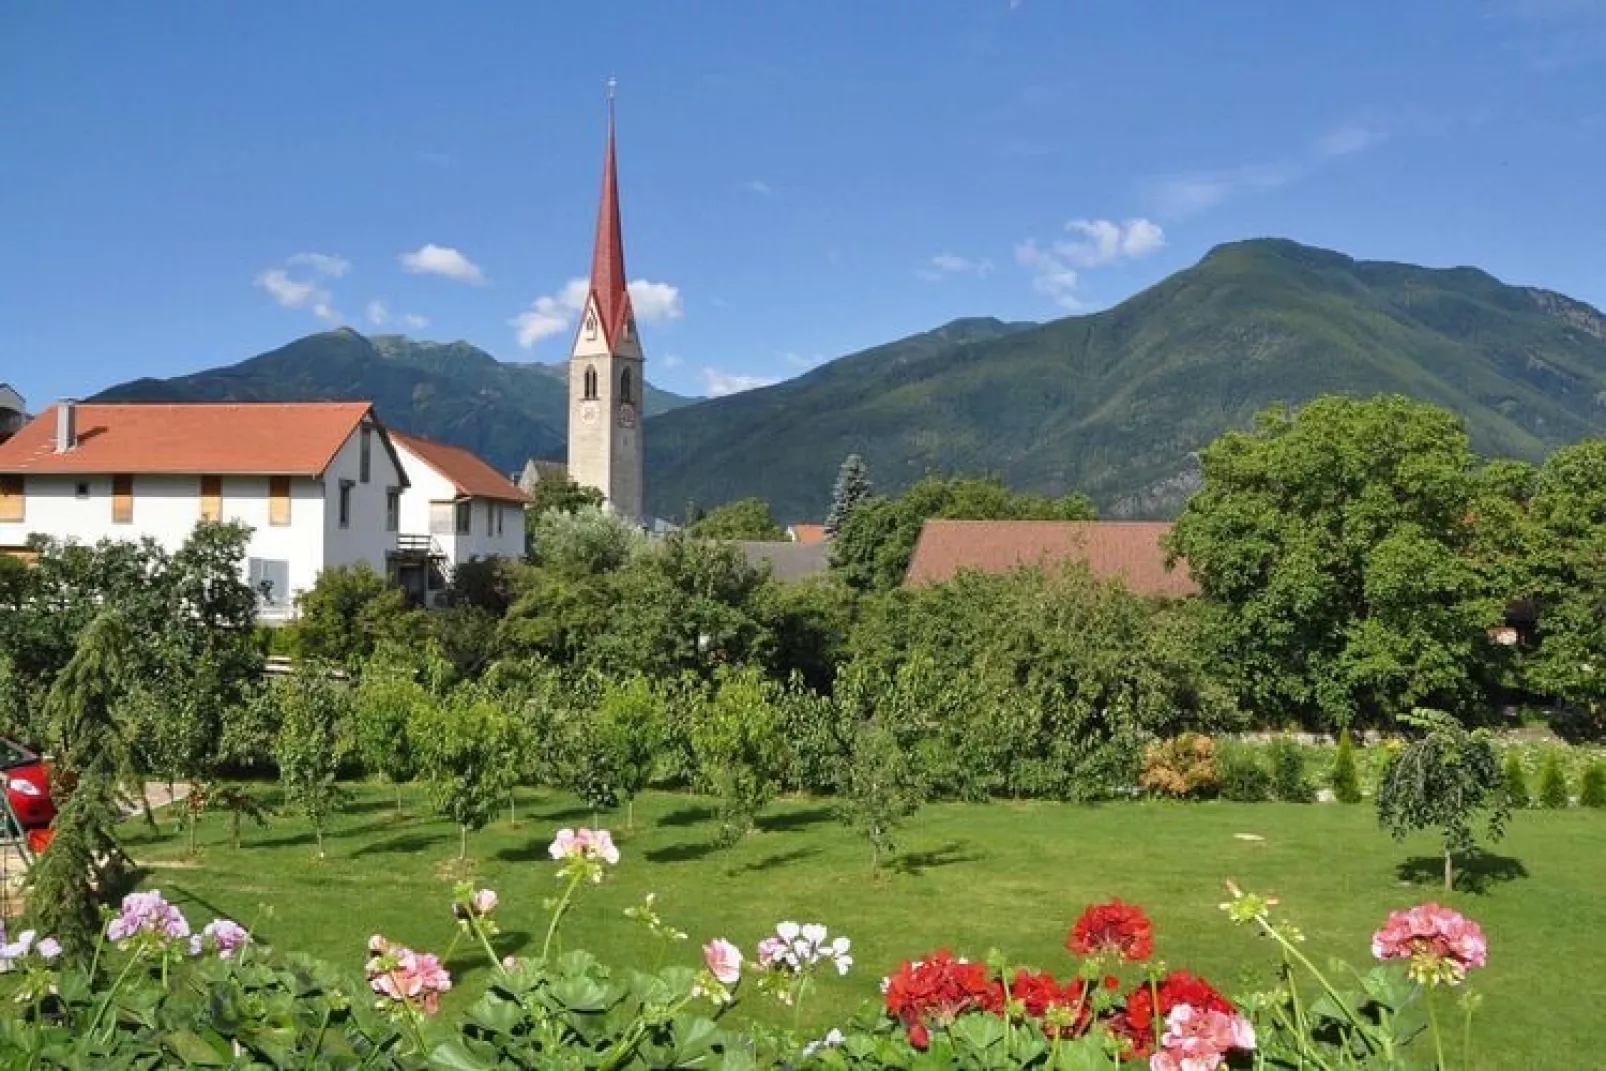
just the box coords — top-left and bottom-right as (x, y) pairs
(391, 431), (532, 504)
(788, 523), (828, 544)
(0, 402), (376, 476)
(903, 519), (1198, 597)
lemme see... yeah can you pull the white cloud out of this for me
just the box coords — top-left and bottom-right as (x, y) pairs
(400, 243), (487, 284)
(1014, 240), (1081, 309)
(287, 252), (351, 278)
(919, 253), (997, 281)
(511, 277), (682, 349)
(742, 179), (774, 195)
(628, 279), (684, 322)
(402, 313), (430, 330)
(784, 352), (824, 369)
(1316, 122), (1389, 158)
(1148, 162), (1299, 217)
(366, 300), (389, 326)
(702, 367), (776, 397)
(661, 353), (684, 369)
(256, 267), (338, 321)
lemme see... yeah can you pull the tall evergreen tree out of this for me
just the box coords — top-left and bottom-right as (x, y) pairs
(824, 454), (872, 536)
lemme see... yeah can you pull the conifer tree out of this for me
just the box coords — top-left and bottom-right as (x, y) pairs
(1500, 750), (1530, 809)
(824, 454), (872, 536)
(1331, 729), (1362, 803)
(1579, 762), (1606, 808)
(1538, 751), (1570, 809)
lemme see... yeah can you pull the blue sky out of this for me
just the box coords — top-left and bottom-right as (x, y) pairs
(3, 1), (1604, 405)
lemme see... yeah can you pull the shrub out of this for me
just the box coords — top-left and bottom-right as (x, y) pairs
(1140, 734), (1218, 798)
(1538, 751), (1570, 809)
(1267, 738), (1314, 802)
(1500, 750), (1530, 808)
(1217, 744), (1272, 802)
(1580, 762), (1606, 808)
(1330, 729), (1362, 803)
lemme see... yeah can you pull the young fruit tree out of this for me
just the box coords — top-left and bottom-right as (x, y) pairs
(415, 685), (522, 859)
(272, 667), (351, 858)
(1376, 707), (1510, 892)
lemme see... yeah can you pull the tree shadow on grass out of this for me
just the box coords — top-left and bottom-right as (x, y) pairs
(889, 841), (982, 877)
(659, 805), (717, 828)
(494, 840), (554, 864)
(644, 840), (723, 864)
(733, 847), (821, 875)
(528, 805), (596, 824)
(249, 817), (399, 851)
(350, 831), (450, 858)
(755, 806), (835, 834)
(1395, 850), (1529, 895)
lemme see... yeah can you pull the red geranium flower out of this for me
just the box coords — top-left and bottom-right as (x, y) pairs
(1008, 969), (1091, 1037)
(1067, 900), (1155, 963)
(1113, 970), (1235, 1058)
(884, 950), (1004, 1047)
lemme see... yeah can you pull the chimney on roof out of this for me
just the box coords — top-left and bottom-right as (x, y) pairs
(55, 400), (77, 453)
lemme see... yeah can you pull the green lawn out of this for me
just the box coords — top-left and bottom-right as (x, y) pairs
(123, 788), (1604, 1068)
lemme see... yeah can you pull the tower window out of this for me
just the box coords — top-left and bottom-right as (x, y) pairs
(620, 368), (634, 405)
(584, 311), (598, 341)
(583, 365), (599, 400)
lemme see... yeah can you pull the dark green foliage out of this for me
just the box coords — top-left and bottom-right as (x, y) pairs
(688, 497), (786, 540)
(1267, 739), (1315, 802)
(644, 240), (1606, 521)
(1538, 751), (1570, 809)
(1331, 729), (1362, 803)
(1170, 395), (1493, 728)
(412, 683), (523, 858)
(825, 453), (872, 536)
(830, 474), (1096, 593)
(289, 563), (420, 665)
(689, 667), (788, 843)
(1580, 762), (1606, 808)
(96, 329), (694, 475)
(1376, 708), (1510, 892)
(524, 473), (605, 519)
(1501, 751), (1531, 809)
(1217, 744), (1273, 802)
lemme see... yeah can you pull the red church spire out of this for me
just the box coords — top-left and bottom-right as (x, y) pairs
(588, 79), (633, 347)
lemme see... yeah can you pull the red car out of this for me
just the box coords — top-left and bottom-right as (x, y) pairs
(0, 739), (55, 830)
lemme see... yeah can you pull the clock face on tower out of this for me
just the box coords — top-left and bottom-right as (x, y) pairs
(617, 403), (638, 429)
(580, 401), (599, 426)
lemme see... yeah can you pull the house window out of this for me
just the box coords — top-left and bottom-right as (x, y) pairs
(385, 489), (400, 532)
(0, 476), (21, 523)
(359, 426), (373, 484)
(496, 504), (504, 537)
(269, 476), (291, 526)
(620, 367), (634, 405)
(338, 480), (354, 528)
(454, 500), (472, 535)
(74, 482), (89, 500)
(200, 475), (222, 522)
(247, 557), (291, 613)
(583, 365), (599, 400)
(111, 474), (133, 524)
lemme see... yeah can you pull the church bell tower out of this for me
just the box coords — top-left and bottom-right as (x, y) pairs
(567, 83), (645, 526)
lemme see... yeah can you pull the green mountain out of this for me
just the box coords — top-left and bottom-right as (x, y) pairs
(97, 328), (696, 475)
(643, 239), (1606, 522)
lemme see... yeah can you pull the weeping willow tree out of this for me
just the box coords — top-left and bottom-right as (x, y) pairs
(27, 610), (139, 953)
(1376, 707), (1510, 892)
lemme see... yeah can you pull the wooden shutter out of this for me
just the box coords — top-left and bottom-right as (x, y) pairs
(111, 474), (133, 524)
(200, 475), (222, 522)
(269, 476), (291, 526)
(0, 476), (22, 523)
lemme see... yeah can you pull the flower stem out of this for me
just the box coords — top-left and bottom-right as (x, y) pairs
(539, 870), (585, 963)
(1426, 988), (1447, 1071)
(86, 950), (143, 1040)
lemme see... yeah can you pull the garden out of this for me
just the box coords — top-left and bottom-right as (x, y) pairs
(5, 395), (1606, 1066)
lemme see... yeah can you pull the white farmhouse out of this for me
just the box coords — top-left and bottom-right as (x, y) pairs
(388, 431), (530, 605)
(0, 400), (407, 620)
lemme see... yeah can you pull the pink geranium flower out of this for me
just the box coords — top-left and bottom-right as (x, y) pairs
(1150, 1003), (1257, 1071)
(549, 828), (620, 866)
(1372, 903), (1488, 985)
(365, 935), (453, 1015)
(472, 889), (499, 915)
(703, 937), (743, 984)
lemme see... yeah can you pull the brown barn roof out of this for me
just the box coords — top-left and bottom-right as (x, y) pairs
(0, 402), (379, 476)
(903, 519), (1198, 597)
(391, 431), (532, 504)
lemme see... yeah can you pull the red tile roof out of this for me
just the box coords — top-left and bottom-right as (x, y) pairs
(788, 523), (828, 544)
(903, 519), (1199, 597)
(391, 431), (532, 504)
(0, 402), (376, 476)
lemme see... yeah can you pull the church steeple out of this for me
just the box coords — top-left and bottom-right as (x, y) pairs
(567, 80), (645, 527)
(587, 83), (635, 350)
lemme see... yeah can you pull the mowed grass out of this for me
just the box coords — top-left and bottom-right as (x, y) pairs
(123, 788), (1606, 1069)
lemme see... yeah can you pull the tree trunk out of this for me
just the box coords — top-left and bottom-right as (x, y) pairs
(1444, 849), (1454, 893)
(314, 823), (325, 859)
(186, 811), (198, 855)
(395, 782), (404, 817)
(230, 809), (241, 850)
(627, 798), (635, 831)
(459, 824), (468, 861)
